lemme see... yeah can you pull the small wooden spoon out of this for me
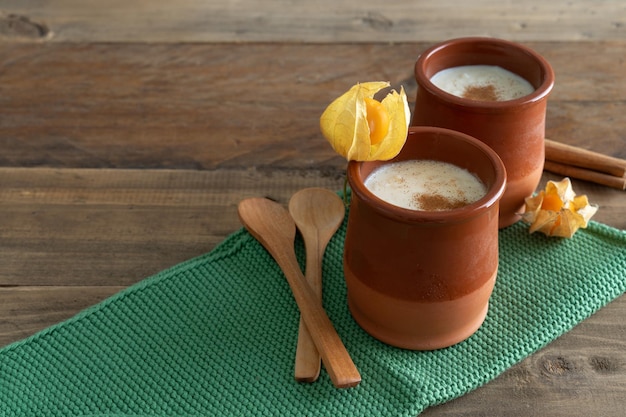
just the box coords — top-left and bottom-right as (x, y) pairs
(238, 197), (360, 388)
(288, 188), (345, 382)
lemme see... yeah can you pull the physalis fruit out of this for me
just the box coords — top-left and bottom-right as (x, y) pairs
(522, 178), (598, 238)
(320, 81), (410, 161)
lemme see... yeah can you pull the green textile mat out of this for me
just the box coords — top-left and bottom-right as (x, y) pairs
(1, 208), (625, 416)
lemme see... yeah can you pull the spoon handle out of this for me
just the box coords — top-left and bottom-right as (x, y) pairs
(272, 248), (361, 388)
(294, 238), (323, 382)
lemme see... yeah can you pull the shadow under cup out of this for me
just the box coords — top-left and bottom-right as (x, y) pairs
(344, 127), (506, 350)
(411, 37), (555, 228)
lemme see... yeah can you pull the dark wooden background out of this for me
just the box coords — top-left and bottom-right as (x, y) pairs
(1, 2), (625, 415)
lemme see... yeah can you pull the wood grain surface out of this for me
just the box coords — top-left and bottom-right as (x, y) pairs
(1, 42), (624, 171)
(1, 1), (625, 42)
(1, 1), (625, 416)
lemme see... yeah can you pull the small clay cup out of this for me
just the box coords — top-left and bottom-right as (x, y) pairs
(344, 126), (506, 350)
(412, 37), (554, 228)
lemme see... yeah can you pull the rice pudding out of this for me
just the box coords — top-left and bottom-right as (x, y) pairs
(430, 65), (535, 101)
(364, 159), (487, 211)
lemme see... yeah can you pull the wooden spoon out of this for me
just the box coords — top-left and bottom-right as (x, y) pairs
(288, 188), (345, 382)
(238, 197), (360, 388)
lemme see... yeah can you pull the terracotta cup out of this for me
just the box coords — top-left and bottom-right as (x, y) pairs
(344, 126), (506, 350)
(411, 37), (554, 228)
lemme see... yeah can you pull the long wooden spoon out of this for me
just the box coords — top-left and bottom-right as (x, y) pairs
(288, 188), (345, 382)
(238, 197), (360, 389)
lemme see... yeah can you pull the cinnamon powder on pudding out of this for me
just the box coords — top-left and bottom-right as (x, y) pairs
(414, 193), (468, 211)
(463, 84), (499, 101)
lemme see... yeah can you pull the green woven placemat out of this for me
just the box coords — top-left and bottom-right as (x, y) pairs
(1, 206), (625, 416)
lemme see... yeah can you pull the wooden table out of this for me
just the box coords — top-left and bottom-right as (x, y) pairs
(1, 2), (625, 415)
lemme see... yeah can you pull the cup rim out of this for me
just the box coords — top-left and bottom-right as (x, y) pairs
(348, 126), (507, 224)
(414, 36), (555, 111)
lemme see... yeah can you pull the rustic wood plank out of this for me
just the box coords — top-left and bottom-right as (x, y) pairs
(1, 42), (625, 171)
(0, 286), (124, 346)
(1, 168), (622, 289)
(0, 167), (345, 287)
(2, 1), (625, 43)
(1, 167), (623, 290)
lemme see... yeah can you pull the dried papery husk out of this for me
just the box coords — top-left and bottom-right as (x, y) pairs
(522, 177), (598, 238)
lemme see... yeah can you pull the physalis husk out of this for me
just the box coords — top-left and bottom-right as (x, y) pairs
(320, 81), (410, 161)
(522, 178), (598, 238)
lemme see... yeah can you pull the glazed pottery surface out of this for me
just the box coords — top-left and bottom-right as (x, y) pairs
(344, 126), (506, 350)
(411, 37), (554, 228)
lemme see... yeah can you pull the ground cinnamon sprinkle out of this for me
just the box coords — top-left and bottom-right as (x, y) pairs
(414, 193), (468, 210)
(463, 84), (499, 101)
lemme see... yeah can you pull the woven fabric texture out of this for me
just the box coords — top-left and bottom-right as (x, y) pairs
(1, 212), (625, 416)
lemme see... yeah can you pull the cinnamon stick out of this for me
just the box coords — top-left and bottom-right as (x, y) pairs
(545, 139), (626, 178)
(543, 160), (626, 190)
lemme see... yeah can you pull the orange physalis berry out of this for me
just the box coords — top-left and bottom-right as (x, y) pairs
(540, 192), (563, 212)
(364, 97), (390, 146)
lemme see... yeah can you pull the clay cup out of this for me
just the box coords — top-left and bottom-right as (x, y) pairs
(412, 37), (554, 228)
(344, 126), (506, 350)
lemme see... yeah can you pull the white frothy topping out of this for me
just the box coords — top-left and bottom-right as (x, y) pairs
(364, 160), (487, 211)
(430, 65), (534, 101)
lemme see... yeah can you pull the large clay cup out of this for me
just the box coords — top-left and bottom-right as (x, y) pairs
(344, 126), (506, 350)
(412, 37), (554, 228)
